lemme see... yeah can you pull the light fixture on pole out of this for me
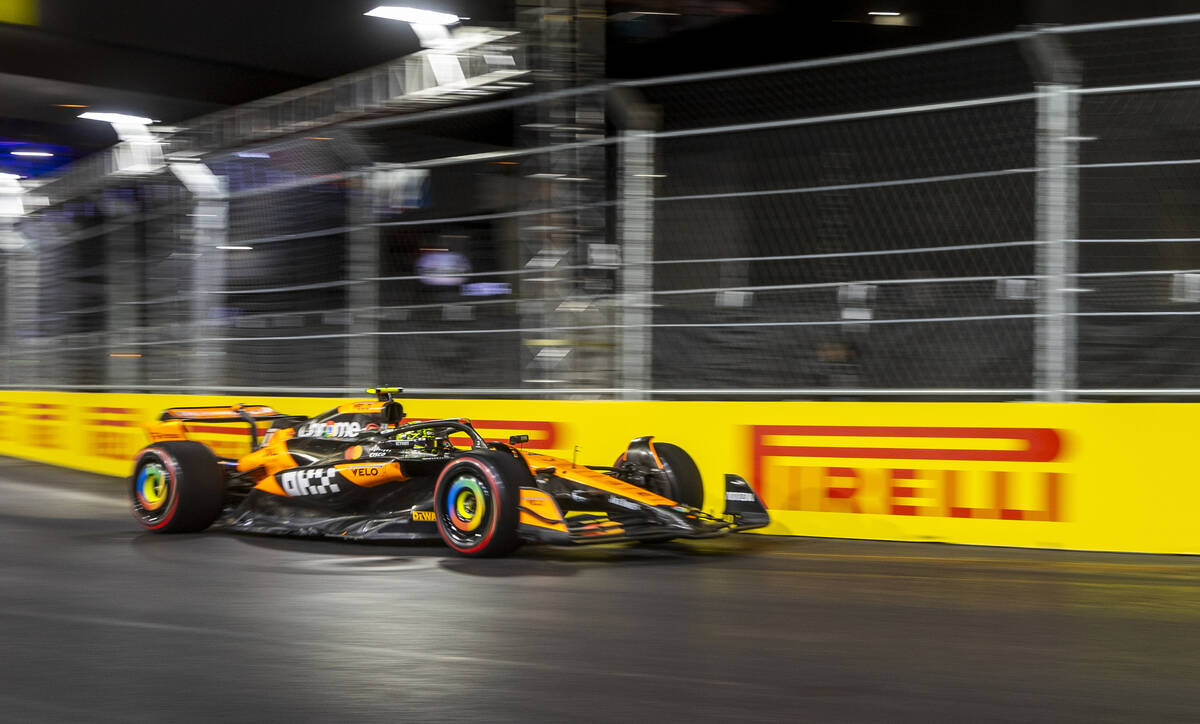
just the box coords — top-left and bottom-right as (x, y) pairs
(364, 6), (459, 25)
(79, 111), (163, 173)
(0, 172), (28, 250)
(364, 5), (461, 48)
(78, 111), (155, 125)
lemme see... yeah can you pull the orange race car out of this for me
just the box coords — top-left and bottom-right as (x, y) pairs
(130, 388), (769, 556)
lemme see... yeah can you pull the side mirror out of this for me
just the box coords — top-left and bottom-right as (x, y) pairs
(508, 434), (529, 445)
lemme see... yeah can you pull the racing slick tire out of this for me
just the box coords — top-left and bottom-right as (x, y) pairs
(130, 441), (225, 533)
(652, 442), (705, 508)
(433, 452), (525, 557)
(615, 441), (705, 508)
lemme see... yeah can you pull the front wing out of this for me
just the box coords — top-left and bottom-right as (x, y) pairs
(517, 474), (770, 546)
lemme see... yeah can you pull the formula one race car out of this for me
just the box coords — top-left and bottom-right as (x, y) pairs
(130, 388), (769, 556)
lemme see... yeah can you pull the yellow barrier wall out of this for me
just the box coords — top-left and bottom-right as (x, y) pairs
(2, 391), (1197, 554)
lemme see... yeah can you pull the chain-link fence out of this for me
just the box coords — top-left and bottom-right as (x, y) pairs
(6, 13), (1200, 399)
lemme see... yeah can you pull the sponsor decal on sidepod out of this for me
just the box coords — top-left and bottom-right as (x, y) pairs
(280, 468), (340, 496)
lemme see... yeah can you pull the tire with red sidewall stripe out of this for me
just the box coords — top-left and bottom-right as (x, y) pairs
(433, 452), (524, 557)
(131, 441), (225, 533)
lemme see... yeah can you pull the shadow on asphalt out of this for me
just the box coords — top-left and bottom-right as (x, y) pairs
(117, 524), (781, 578)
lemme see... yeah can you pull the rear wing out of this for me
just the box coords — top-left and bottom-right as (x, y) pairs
(159, 405), (285, 422)
(151, 405), (292, 452)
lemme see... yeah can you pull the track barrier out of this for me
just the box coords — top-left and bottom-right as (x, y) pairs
(1, 391), (1196, 554)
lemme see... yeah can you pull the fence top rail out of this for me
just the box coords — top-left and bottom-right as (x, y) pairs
(1042, 11), (1200, 35)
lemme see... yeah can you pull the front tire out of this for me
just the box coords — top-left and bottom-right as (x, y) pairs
(130, 441), (225, 533)
(433, 453), (524, 557)
(652, 442), (705, 508)
(615, 440), (705, 508)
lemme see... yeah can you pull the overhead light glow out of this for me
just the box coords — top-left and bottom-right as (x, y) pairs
(11, 151), (53, 157)
(78, 111), (155, 125)
(235, 152), (270, 159)
(54, 104), (89, 108)
(216, 245), (253, 250)
(364, 6), (459, 25)
(868, 11), (902, 16)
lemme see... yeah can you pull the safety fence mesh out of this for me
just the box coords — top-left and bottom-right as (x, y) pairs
(6, 15), (1200, 399)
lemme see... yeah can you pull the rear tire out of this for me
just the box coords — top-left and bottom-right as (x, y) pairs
(130, 441), (225, 533)
(433, 453), (525, 557)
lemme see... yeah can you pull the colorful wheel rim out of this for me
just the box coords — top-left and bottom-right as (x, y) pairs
(136, 462), (169, 512)
(446, 476), (487, 532)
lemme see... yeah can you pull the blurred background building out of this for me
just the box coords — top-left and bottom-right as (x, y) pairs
(4, 0), (1200, 399)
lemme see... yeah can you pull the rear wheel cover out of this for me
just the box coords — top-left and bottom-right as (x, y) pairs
(135, 461), (168, 511)
(131, 451), (180, 529)
(445, 473), (492, 539)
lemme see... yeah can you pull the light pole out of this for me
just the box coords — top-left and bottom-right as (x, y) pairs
(79, 111), (163, 174)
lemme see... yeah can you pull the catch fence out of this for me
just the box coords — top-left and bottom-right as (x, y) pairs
(4, 14), (1200, 400)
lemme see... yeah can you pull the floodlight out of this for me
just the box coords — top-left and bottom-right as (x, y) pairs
(78, 112), (155, 125)
(11, 151), (53, 157)
(364, 6), (459, 25)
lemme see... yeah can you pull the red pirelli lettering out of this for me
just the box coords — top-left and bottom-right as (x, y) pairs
(749, 424), (1066, 523)
(751, 425), (1063, 498)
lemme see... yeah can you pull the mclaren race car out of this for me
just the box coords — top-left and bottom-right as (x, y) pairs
(130, 388), (769, 556)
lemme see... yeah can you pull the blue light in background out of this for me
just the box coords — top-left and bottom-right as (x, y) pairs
(0, 139), (75, 178)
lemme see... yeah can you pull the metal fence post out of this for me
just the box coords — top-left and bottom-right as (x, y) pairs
(1025, 31), (1081, 402)
(4, 246), (38, 388)
(618, 131), (655, 400)
(346, 171), (379, 388)
(1035, 83), (1079, 401)
(517, 0), (607, 396)
(103, 197), (140, 391)
(178, 165), (228, 391)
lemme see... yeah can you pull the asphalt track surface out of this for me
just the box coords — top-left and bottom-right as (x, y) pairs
(2, 457), (1200, 723)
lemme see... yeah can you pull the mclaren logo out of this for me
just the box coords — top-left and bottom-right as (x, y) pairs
(280, 468), (340, 497)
